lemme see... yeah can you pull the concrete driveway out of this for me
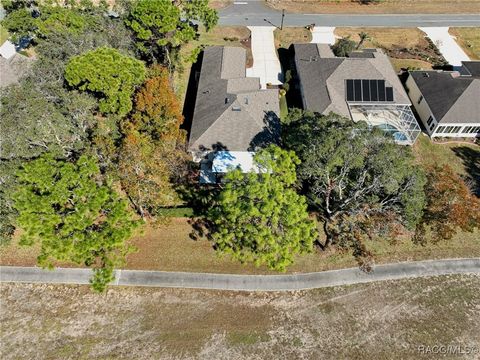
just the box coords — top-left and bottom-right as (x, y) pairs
(311, 26), (336, 45)
(246, 26), (282, 88)
(419, 27), (470, 68)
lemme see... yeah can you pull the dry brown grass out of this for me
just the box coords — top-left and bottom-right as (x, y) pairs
(389, 58), (433, 72)
(2, 216), (479, 274)
(267, 0), (480, 14)
(274, 27), (312, 49)
(334, 27), (445, 68)
(209, 0), (234, 9)
(450, 27), (480, 60)
(2, 274), (479, 359)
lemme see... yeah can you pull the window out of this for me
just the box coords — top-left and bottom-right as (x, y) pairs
(427, 115), (434, 126)
(436, 126), (446, 133)
(417, 95), (423, 104)
(429, 123), (436, 131)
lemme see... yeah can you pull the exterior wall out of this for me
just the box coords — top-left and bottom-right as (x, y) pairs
(405, 74), (437, 136)
(431, 123), (480, 138)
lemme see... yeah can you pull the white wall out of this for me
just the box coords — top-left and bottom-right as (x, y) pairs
(405, 74), (437, 136)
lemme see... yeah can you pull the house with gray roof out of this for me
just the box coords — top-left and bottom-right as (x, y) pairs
(292, 43), (421, 145)
(188, 46), (280, 183)
(405, 61), (480, 138)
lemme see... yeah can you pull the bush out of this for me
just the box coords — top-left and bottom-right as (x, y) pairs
(332, 37), (357, 57)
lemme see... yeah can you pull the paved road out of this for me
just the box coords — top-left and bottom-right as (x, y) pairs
(219, 1), (480, 27)
(1, 258), (479, 291)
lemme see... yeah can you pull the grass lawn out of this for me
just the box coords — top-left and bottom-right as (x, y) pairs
(266, 0), (480, 14)
(450, 27), (480, 60)
(0, 24), (9, 45)
(389, 58), (433, 72)
(175, 26), (251, 105)
(2, 274), (479, 358)
(274, 27), (312, 50)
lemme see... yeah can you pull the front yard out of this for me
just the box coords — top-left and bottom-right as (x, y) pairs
(334, 27), (442, 71)
(450, 27), (480, 60)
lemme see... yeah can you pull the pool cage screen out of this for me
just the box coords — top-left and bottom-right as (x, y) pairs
(348, 104), (421, 145)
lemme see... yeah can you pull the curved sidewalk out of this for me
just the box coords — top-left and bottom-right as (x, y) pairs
(1, 258), (479, 291)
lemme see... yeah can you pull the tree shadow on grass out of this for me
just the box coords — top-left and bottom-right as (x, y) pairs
(452, 146), (480, 196)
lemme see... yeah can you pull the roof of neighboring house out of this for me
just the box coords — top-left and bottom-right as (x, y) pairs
(188, 46), (280, 152)
(409, 64), (480, 124)
(293, 44), (410, 117)
(461, 61), (480, 77)
(0, 53), (34, 88)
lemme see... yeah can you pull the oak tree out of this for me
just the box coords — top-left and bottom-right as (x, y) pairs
(284, 112), (426, 251)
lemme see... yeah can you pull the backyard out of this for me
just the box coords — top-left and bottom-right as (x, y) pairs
(2, 135), (479, 274)
(1, 274), (479, 359)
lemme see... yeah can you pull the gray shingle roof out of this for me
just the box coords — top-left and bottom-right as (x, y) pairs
(293, 44), (411, 117)
(410, 70), (480, 124)
(188, 46), (280, 152)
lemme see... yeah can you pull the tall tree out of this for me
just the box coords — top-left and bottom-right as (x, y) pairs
(414, 165), (480, 244)
(13, 154), (141, 292)
(125, 0), (218, 65)
(65, 47), (146, 116)
(0, 160), (21, 245)
(284, 112), (426, 251)
(208, 145), (318, 271)
(119, 66), (188, 218)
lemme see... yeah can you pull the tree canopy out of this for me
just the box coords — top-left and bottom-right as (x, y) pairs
(13, 154), (141, 292)
(65, 47), (146, 116)
(208, 145), (317, 271)
(284, 111), (426, 254)
(125, 0), (218, 64)
(118, 66), (188, 218)
(0, 80), (95, 160)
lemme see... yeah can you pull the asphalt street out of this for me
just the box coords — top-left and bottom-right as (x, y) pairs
(1, 258), (479, 291)
(219, 1), (480, 27)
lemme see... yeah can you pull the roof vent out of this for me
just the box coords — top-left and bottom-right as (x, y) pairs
(225, 97), (230, 104)
(245, 97), (249, 105)
(423, 73), (430, 78)
(232, 106), (241, 111)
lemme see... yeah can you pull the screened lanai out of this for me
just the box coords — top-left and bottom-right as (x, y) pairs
(348, 104), (421, 145)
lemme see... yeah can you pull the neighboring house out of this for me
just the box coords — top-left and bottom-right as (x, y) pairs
(406, 61), (480, 138)
(188, 46), (280, 183)
(292, 44), (421, 145)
